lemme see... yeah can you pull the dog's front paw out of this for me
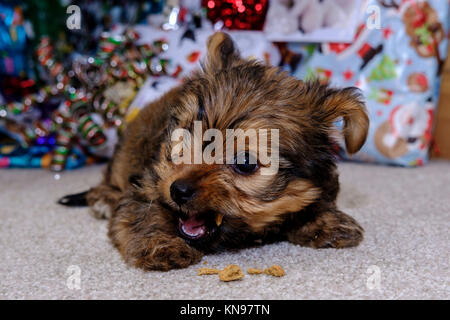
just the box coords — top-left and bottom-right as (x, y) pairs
(287, 211), (364, 249)
(131, 236), (203, 271)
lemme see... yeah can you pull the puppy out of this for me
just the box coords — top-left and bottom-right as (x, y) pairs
(60, 32), (369, 271)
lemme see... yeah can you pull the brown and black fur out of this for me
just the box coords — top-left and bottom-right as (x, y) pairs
(75, 32), (368, 271)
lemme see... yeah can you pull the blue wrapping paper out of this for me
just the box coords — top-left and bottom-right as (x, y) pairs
(292, 0), (449, 167)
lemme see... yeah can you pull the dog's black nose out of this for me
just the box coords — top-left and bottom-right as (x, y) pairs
(170, 180), (196, 205)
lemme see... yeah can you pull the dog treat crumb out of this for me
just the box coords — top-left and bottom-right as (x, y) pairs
(247, 268), (263, 275)
(197, 268), (220, 275)
(219, 265), (244, 282)
(215, 213), (224, 226)
(264, 265), (285, 277)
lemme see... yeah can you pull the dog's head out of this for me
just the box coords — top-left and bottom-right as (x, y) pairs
(149, 33), (368, 250)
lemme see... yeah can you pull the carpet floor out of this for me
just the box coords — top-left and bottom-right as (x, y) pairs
(1, 161), (449, 299)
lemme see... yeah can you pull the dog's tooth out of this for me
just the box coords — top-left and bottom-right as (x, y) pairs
(215, 213), (223, 226)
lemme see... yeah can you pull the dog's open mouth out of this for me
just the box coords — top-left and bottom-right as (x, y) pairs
(177, 212), (222, 241)
(178, 216), (207, 239)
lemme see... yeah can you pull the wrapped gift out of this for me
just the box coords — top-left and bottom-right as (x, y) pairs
(292, 0), (449, 167)
(0, 3), (28, 77)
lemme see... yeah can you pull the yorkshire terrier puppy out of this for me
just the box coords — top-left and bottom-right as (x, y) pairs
(60, 32), (369, 271)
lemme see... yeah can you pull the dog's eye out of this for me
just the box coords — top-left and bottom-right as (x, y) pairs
(233, 152), (258, 175)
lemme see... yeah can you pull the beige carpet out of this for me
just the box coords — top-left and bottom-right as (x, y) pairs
(1, 161), (449, 300)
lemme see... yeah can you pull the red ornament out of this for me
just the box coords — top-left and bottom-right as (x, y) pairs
(202, 0), (269, 30)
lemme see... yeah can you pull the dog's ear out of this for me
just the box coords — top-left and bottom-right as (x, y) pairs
(305, 82), (369, 154)
(204, 32), (240, 72)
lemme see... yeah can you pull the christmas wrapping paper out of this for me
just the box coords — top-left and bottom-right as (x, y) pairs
(0, 3), (28, 77)
(0, 23), (280, 170)
(292, 0), (449, 167)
